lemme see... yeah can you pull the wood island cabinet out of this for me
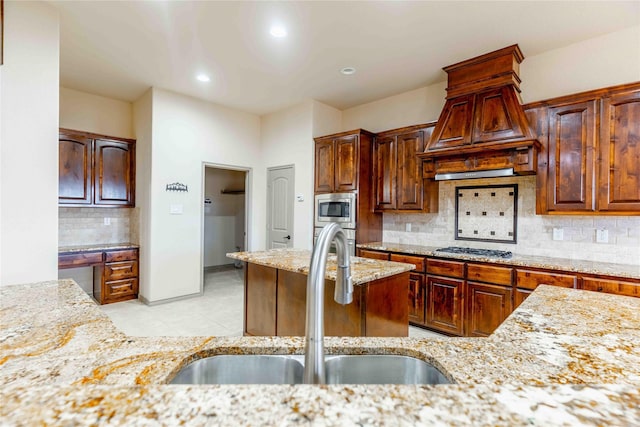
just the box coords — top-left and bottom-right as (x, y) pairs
(59, 129), (135, 207)
(373, 124), (438, 212)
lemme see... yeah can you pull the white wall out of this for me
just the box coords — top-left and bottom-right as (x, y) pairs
(132, 89), (153, 299)
(520, 25), (640, 104)
(261, 101), (315, 249)
(145, 88), (261, 302)
(0, 1), (60, 286)
(60, 87), (134, 139)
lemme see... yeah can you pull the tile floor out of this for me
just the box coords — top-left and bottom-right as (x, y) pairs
(100, 266), (445, 339)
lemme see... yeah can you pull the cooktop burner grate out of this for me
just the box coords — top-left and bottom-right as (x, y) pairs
(436, 247), (513, 259)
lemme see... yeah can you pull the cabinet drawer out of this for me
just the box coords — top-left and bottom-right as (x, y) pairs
(582, 277), (640, 298)
(427, 258), (465, 278)
(357, 249), (389, 261)
(105, 260), (138, 280)
(58, 252), (103, 269)
(467, 263), (512, 286)
(105, 249), (138, 262)
(104, 278), (138, 300)
(390, 254), (425, 273)
(516, 269), (577, 290)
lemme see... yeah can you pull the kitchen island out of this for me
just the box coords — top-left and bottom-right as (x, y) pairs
(226, 248), (414, 337)
(1, 279), (639, 425)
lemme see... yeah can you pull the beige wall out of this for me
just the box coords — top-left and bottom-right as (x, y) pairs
(342, 25), (640, 133)
(144, 88), (261, 302)
(1, 1), (60, 285)
(520, 25), (640, 104)
(60, 87), (134, 139)
(311, 101), (342, 137)
(261, 101), (315, 249)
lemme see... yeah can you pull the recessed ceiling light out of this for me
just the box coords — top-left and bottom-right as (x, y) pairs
(270, 25), (287, 38)
(196, 74), (211, 82)
(340, 67), (356, 75)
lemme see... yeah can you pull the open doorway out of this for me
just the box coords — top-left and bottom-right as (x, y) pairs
(203, 165), (248, 273)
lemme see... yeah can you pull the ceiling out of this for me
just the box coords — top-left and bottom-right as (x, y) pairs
(51, 1), (640, 116)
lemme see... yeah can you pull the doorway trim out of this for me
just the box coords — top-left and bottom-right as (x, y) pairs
(200, 162), (252, 295)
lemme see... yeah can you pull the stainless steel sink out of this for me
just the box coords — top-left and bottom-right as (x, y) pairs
(169, 354), (450, 385)
(169, 355), (304, 385)
(325, 355), (451, 385)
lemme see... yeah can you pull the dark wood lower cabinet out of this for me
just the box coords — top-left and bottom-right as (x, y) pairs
(243, 262), (409, 337)
(425, 275), (465, 335)
(466, 282), (513, 337)
(514, 288), (533, 309)
(408, 273), (425, 325)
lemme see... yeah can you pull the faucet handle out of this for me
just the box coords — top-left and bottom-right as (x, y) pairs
(335, 264), (353, 305)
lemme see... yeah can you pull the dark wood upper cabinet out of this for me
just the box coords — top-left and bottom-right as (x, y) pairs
(547, 100), (597, 212)
(314, 139), (335, 193)
(373, 124), (437, 212)
(314, 131), (369, 194)
(334, 134), (359, 192)
(598, 89), (640, 212)
(526, 82), (640, 215)
(59, 132), (92, 205)
(373, 135), (397, 210)
(59, 129), (135, 208)
(94, 139), (135, 206)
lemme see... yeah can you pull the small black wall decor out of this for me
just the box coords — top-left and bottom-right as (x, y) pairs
(455, 184), (518, 244)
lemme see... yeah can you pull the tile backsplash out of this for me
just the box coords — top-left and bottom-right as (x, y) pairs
(59, 207), (138, 246)
(383, 175), (640, 266)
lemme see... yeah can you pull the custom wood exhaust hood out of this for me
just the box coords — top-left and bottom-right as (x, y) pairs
(419, 45), (541, 180)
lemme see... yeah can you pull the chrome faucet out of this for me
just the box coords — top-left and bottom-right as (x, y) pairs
(303, 223), (353, 384)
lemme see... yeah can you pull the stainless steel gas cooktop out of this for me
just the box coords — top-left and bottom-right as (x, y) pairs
(436, 247), (513, 259)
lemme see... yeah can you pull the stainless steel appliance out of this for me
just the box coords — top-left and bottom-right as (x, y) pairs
(314, 192), (356, 230)
(314, 227), (356, 256)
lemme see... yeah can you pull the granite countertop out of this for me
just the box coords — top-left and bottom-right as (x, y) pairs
(227, 248), (414, 285)
(58, 242), (140, 254)
(1, 279), (639, 425)
(358, 241), (640, 280)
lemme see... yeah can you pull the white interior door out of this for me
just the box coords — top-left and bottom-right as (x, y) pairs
(267, 165), (294, 249)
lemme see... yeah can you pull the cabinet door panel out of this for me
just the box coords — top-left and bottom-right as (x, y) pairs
(357, 249), (389, 261)
(425, 275), (464, 335)
(335, 135), (359, 192)
(373, 135), (396, 210)
(104, 278), (138, 302)
(408, 273), (425, 325)
(390, 254), (425, 273)
(466, 282), (512, 337)
(467, 263), (512, 286)
(244, 264), (277, 336)
(428, 95), (474, 150)
(59, 133), (92, 205)
(396, 131), (424, 210)
(582, 277), (640, 298)
(314, 139), (335, 193)
(547, 100), (597, 212)
(94, 139), (135, 206)
(599, 90), (640, 212)
(516, 269), (577, 290)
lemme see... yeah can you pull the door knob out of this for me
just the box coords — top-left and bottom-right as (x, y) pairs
(284, 235), (291, 240)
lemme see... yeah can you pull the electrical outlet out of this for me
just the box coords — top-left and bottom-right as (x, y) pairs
(552, 227), (563, 241)
(405, 223), (412, 232)
(103, 217), (111, 226)
(596, 228), (608, 243)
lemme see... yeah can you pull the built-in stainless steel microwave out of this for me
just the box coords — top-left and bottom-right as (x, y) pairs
(314, 192), (356, 229)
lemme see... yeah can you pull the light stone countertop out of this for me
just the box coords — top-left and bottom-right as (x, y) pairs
(226, 248), (414, 285)
(58, 242), (139, 254)
(358, 241), (640, 280)
(1, 279), (639, 425)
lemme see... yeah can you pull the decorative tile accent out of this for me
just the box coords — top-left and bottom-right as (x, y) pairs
(455, 184), (517, 243)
